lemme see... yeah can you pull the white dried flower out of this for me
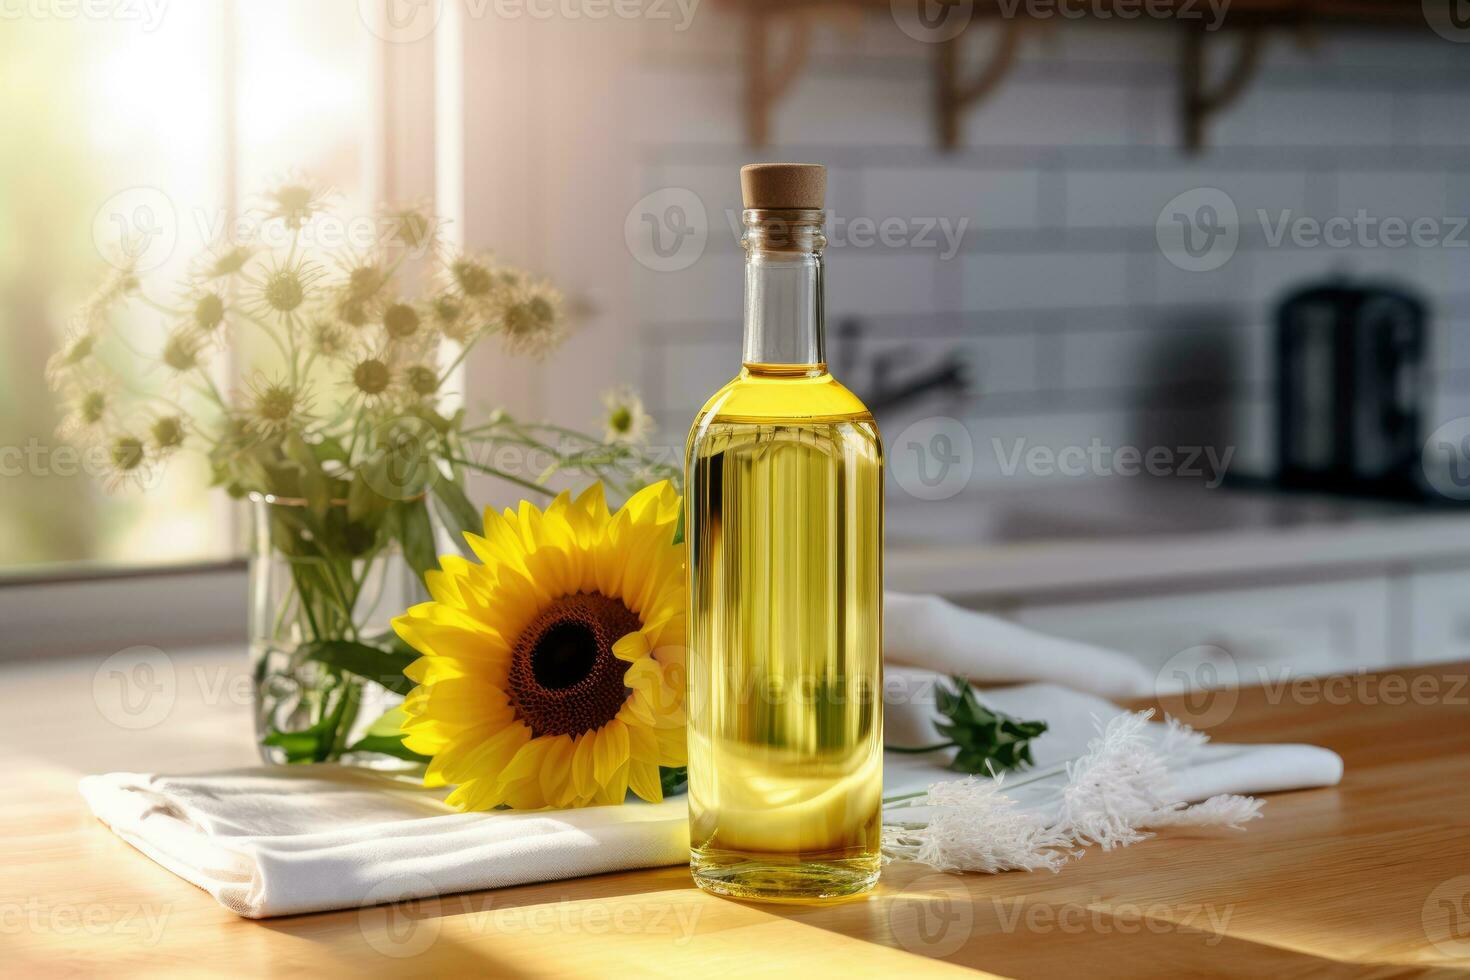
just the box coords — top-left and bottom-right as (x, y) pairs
(883, 709), (1266, 874)
(601, 385), (654, 445)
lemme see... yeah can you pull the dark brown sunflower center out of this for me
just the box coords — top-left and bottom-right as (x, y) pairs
(507, 593), (641, 738)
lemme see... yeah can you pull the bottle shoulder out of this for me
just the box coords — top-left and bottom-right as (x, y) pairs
(691, 368), (877, 427)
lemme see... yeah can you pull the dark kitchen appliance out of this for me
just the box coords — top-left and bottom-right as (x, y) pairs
(1276, 278), (1427, 497)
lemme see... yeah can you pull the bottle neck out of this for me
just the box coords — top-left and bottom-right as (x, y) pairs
(741, 209), (826, 373)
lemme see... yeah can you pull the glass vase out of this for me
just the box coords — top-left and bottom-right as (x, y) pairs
(248, 494), (429, 770)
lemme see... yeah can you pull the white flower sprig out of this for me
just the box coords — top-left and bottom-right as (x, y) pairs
(882, 710), (1264, 873)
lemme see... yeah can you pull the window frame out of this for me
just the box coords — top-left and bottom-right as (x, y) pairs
(4, 7), (452, 659)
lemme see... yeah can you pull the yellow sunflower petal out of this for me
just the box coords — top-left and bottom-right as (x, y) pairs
(612, 630), (651, 663)
(592, 718), (629, 786)
(618, 693), (657, 728)
(627, 759), (663, 804)
(592, 761), (630, 806)
(537, 734), (575, 806)
(571, 731), (598, 799)
(654, 724), (688, 766)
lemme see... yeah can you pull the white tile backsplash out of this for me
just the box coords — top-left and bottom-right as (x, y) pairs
(1213, 88), (1399, 147)
(964, 79), (1141, 147)
(1065, 171), (1312, 229)
(861, 167), (1040, 230)
(1335, 172), (1451, 221)
(961, 252), (1131, 311)
(612, 15), (1470, 482)
(1413, 92), (1470, 146)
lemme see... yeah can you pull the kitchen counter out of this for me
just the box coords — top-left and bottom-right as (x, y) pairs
(886, 481), (1470, 601)
(6, 648), (1469, 976)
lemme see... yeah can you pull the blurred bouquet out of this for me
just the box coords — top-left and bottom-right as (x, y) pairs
(48, 177), (674, 766)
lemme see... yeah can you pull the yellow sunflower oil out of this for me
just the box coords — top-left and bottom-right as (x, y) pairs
(684, 164), (883, 902)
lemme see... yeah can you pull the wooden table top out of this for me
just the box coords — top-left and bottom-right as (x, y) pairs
(4, 649), (1470, 978)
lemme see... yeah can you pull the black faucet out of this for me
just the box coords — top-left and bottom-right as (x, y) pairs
(836, 318), (971, 416)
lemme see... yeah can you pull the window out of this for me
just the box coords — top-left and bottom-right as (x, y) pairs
(0, 1), (376, 577)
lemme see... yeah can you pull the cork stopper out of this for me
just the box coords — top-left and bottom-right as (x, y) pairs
(740, 163), (826, 210)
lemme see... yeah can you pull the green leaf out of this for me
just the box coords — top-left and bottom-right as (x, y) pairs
(315, 435), (351, 464)
(337, 706), (430, 763)
(301, 639), (417, 696)
(347, 472), (389, 524)
(395, 499), (439, 582)
(431, 477), (481, 539)
(263, 726), (328, 764)
(886, 675), (1048, 776)
(364, 705), (409, 737)
(264, 680), (356, 764)
(284, 432), (331, 519)
(658, 766), (688, 797)
(346, 733), (432, 764)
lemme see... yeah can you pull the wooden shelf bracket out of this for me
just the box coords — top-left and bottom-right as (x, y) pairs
(1180, 25), (1266, 154)
(743, 7), (813, 147)
(934, 18), (1026, 151)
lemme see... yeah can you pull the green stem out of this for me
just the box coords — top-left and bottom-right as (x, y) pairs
(237, 310), (294, 363)
(443, 455), (556, 497)
(436, 343), (474, 387)
(138, 295), (183, 317)
(328, 679), (362, 760)
(880, 759), (1073, 809)
(192, 372), (229, 412)
(884, 741), (958, 754)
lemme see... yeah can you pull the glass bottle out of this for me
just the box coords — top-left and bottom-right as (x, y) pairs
(684, 164), (884, 901)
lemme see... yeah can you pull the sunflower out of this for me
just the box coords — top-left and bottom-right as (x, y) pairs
(392, 481), (687, 811)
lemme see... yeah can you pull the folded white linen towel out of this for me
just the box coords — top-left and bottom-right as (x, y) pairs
(80, 767), (686, 918)
(81, 665), (1343, 917)
(881, 669), (1344, 803)
(883, 592), (1155, 700)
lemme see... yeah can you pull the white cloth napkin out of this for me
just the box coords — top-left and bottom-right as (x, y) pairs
(881, 668), (1343, 804)
(79, 767), (686, 918)
(884, 592), (1154, 699)
(81, 599), (1343, 918)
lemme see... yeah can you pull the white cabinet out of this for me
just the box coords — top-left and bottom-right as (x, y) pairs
(1006, 577), (1396, 687)
(1408, 568), (1470, 666)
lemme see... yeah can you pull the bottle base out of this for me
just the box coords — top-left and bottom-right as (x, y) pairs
(690, 850), (880, 903)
